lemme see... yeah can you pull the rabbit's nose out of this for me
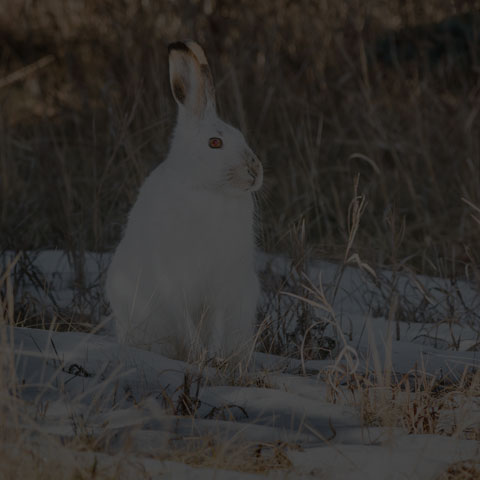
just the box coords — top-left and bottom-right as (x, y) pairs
(246, 156), (260, 178)
(245, 154), (263, 191)
(247, 154), (261, 171)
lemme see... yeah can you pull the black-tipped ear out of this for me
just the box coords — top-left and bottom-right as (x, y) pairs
(168, 41), (216, 117)
(168, 41), (190, 55)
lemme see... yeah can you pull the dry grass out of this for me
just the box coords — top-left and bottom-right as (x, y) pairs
(286, 235), (480, 441)
(440, 461), (480, 480)
(1, 1), (480, 273)
(155, 437), (297, 474)
(2, 253), (480, 476)
(324, 366), (480, 438)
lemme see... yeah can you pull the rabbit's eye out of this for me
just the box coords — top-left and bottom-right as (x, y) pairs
(208, 137), (223, 149)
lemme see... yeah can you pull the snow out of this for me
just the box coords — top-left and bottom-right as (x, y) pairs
(1, 250), (479, 479)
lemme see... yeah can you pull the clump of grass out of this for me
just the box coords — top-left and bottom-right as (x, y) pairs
(339, 366), (480, 437)
(157, 437), (297, 474)
(258, 218), (336, 360)
(438, 460), (480, 480)
(1, 250), (106, 332)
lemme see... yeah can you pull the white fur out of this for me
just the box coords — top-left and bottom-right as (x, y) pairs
(105, 41), (263, 360)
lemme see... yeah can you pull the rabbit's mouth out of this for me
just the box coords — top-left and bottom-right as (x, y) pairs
(245, 155), (263, 192)
(226, 162), (263, 192)
(246, 165), (263, 192)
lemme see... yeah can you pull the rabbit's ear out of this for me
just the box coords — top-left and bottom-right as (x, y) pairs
(168, 41), (216, 118)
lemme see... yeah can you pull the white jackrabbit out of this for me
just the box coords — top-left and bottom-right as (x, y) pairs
(106, 41), (263, 361)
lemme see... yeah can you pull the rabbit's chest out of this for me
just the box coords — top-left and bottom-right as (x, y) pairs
(184, 195), (253, 257)
(134, 183), (255, 276)
(170, 195), (253, 275)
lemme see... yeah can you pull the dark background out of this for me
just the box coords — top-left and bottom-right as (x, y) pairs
(1, 0), (480, 277)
